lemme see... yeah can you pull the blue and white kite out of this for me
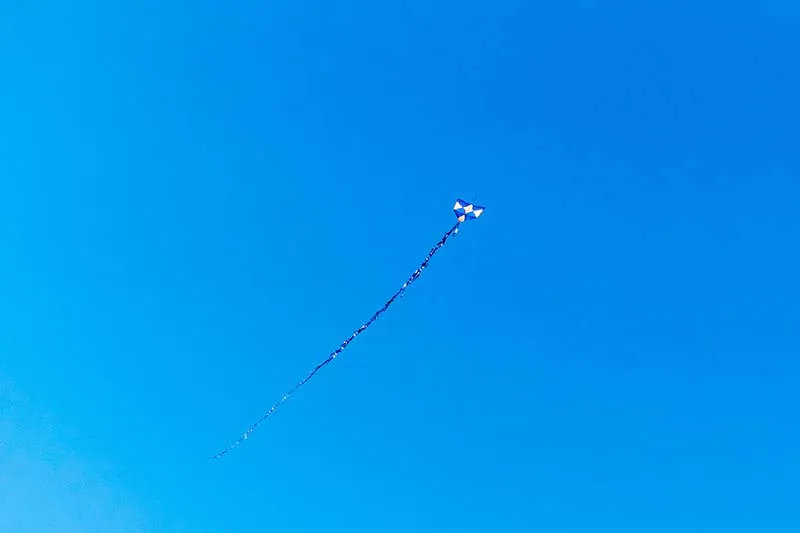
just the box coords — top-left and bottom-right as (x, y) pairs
(211, 198), (485, 458)
(453, 198), (485, 222)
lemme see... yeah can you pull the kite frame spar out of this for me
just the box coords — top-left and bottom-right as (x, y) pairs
(211, 199), (485, 459)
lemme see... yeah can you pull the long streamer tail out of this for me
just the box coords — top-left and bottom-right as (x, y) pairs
(210, 222), (462, 459)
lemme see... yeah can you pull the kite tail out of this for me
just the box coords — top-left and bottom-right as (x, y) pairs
(210, 222), (461, 459)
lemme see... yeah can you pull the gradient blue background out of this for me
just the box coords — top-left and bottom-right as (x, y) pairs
(2, 2), (798, 532)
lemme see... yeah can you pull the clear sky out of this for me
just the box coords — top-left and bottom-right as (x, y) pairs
(1, 1), (798, 532)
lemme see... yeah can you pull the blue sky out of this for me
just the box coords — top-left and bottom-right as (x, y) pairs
(1, 1), (798, 531)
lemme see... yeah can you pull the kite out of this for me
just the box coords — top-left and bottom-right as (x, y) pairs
(211, 198), (485, 459)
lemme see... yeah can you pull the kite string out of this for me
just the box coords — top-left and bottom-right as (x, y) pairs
(210, 222), (461, 459)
